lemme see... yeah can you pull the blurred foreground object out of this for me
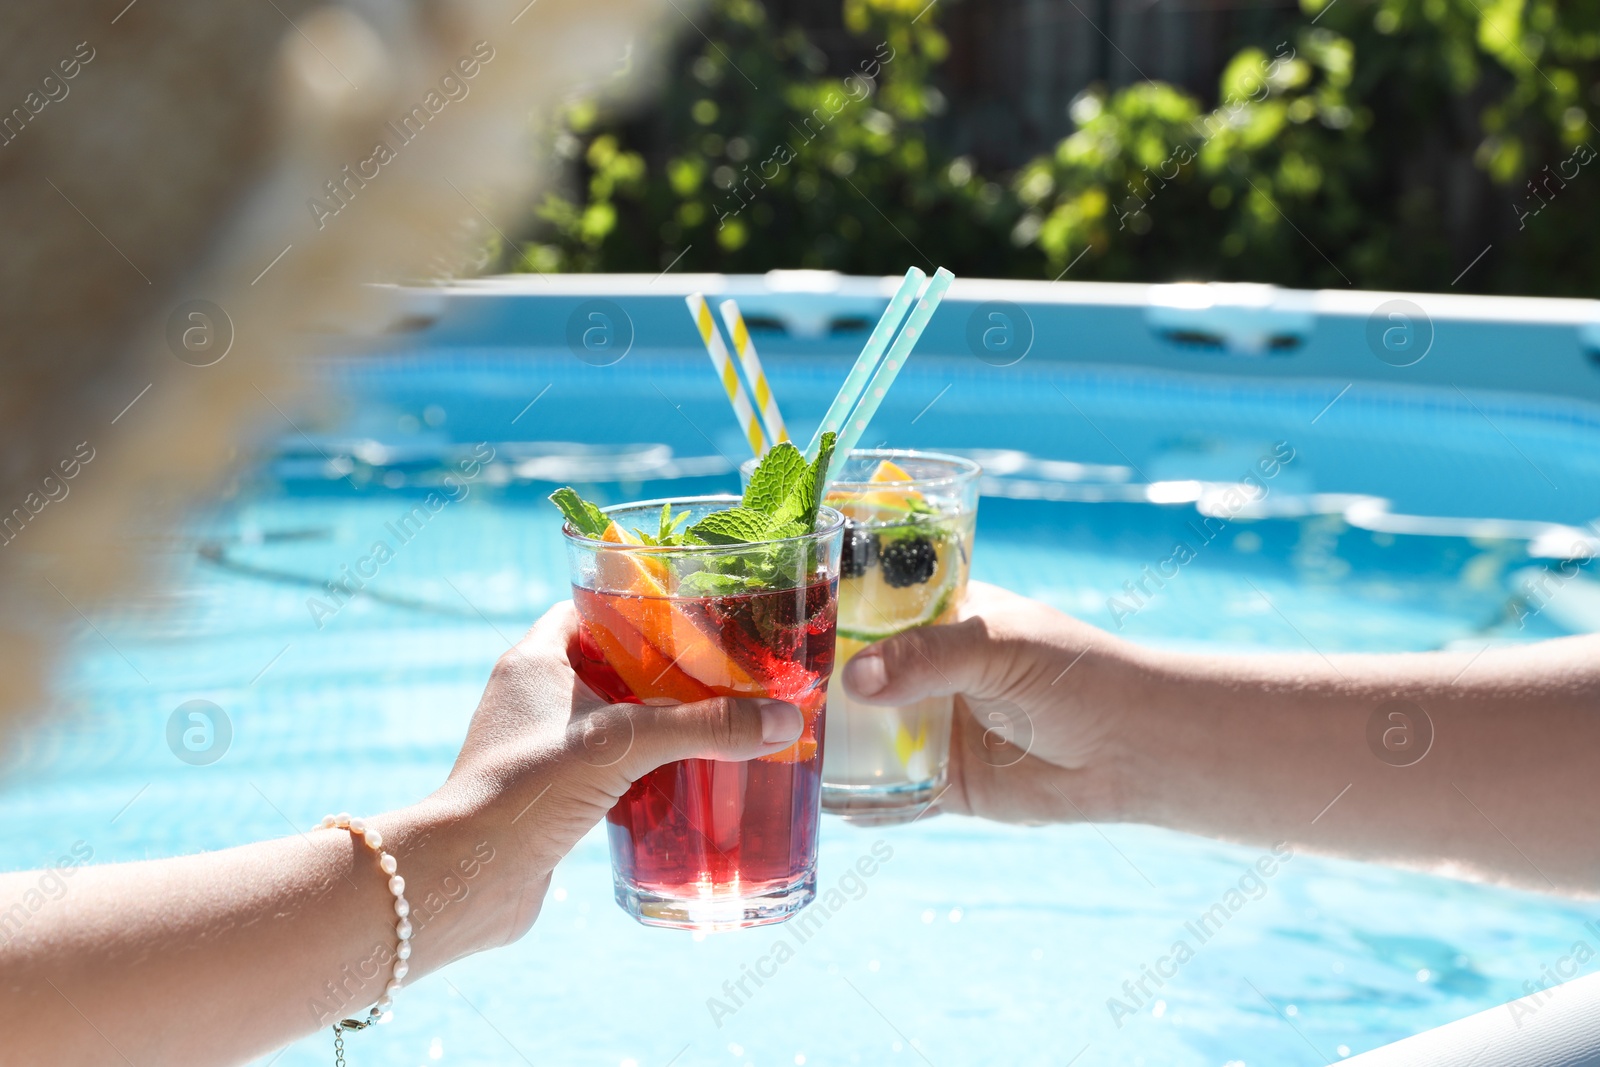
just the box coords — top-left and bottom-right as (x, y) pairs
(0, 0), (676, 725)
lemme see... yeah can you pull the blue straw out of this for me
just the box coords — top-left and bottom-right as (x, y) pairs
(805, 267), (925, 461)
(827, 268), (956, 483)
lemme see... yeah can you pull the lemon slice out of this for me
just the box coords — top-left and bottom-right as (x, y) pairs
(836, 550), (956, 643)
(893, 714), (932, 775)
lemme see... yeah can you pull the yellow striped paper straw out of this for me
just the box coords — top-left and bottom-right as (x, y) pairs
(686, 293), (768, 457)
(718, 299), (790, 445)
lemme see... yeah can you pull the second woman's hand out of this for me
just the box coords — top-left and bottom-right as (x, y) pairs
(839, 581), (1139, 825)
(841, 579), (1600, 896)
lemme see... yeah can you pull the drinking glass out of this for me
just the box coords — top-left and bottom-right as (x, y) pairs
(742, 450), (980, 825)
(562, 496), (844, 929)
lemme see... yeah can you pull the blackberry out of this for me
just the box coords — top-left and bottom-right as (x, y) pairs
(879, 535), (938, 587)
(840, 521), (878, 579)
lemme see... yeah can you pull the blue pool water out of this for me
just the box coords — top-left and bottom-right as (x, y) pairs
(5, 315), (1600, 1065)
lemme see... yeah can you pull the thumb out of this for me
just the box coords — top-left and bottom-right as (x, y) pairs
(575, 697), (805, 781)
(841, 617), (1002, 706)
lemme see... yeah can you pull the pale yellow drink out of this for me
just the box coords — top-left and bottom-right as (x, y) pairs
(821, 451), (980, 825)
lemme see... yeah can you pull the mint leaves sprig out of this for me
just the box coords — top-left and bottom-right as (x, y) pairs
(627, 503), (691, 546)
(689, 432), (834, 546)
(549, 487), (610, 539)
(549, 432), (837, 593)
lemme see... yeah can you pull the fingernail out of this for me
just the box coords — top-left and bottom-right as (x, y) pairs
(759, 700), (803, 744)
(843, 650), (887, 697)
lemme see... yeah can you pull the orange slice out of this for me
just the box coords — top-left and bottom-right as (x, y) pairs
(577, 590), (715, 704)
(596, 523), (760, 695)
(862, 458), (925, 508)
(582, 587), (819, 761)
(611, 596), (762, 695)
(596, 522), (671, 593)
(871, 459), (914, 483)
(826, 458), (925, 514)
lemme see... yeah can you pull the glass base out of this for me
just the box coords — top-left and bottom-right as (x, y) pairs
(614, 870), (816, 931)
(821, 777), (944, 826)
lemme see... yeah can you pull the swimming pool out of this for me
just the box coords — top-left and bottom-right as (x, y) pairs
(5, 273), (1600, 1065)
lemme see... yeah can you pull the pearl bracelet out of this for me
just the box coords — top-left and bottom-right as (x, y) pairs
(319, 812), (410, 1039)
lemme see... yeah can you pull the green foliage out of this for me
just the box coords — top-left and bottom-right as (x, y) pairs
(519, 0), (1034, 277)
(1015, 34), (1387, 287)
(515, 0), (1600, 294)
(740, 440), (807, 514)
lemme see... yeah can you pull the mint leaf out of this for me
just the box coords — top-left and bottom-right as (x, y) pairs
(665, 508), (691, 543)
(689, 506), (774, 545)
(797, 431), (836, 527)
(567, 433), (841, 594)
(549, 487), (610, 538)
(715, 433), (838, 541)
(677, 570), (754, 595)
(742, 442), (806, 513)
(764, 486), (804, 530)
(766, 519), (808, 541)
(631, 504), (696, 547)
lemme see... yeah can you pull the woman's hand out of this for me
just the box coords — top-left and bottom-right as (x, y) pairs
(417, 600), (805, 955)
(842, 580), (1600, 896)
(839, 581), (1138, 825)
(2, 601), (804, 1067)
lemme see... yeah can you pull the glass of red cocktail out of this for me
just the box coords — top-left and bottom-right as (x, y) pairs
(562, 495), (844, 930)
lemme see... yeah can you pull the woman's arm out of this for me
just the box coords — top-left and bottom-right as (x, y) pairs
(1120, 629), (1600, 891)
(0, 603), (804, 1066)
(845, 582), (1600, 894)
(1, 801), (493, 1066)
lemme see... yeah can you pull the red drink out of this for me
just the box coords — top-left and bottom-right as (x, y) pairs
(572, 580), (835, 917)
(560, 493), (845, 929)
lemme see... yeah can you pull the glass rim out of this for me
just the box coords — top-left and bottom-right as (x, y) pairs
(559, 493), (846, 552)
(741, 448), (982, 492)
